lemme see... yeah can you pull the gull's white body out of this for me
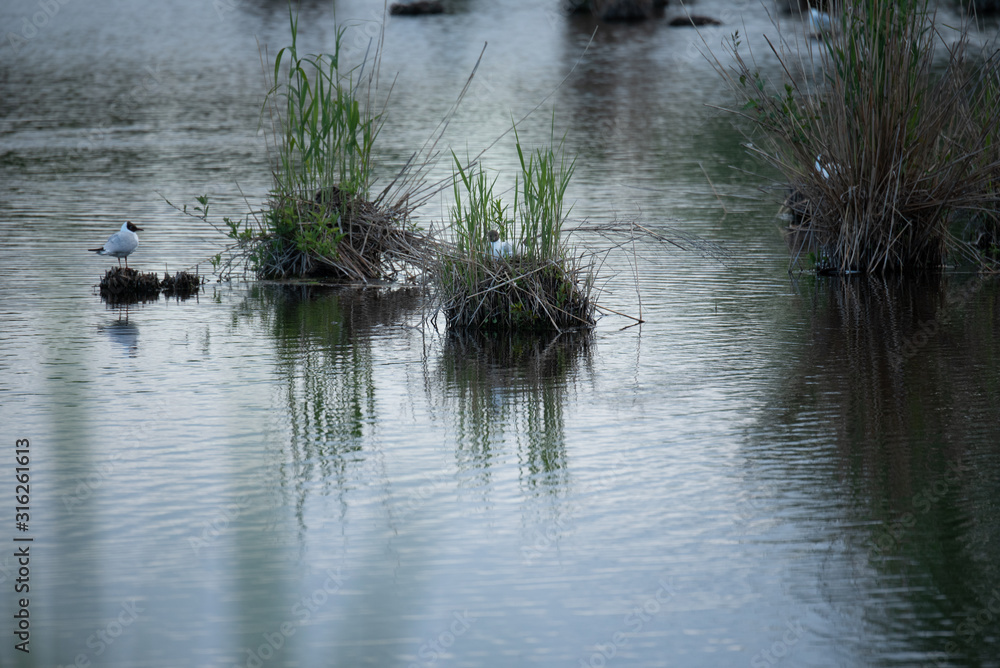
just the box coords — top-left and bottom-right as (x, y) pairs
(490, 239), (514, 258)
(90, 221), (142, 267)
(487, 230), (514, 259)
(809, 8), (833, 34)
(815, 155), (831, 180)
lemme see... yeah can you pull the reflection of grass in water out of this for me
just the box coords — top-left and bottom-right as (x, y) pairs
(240, 285), (422, 467)
(437, 330), (594, 488)
(767, 273), (999, 510)
(747, 275), (1000, 666)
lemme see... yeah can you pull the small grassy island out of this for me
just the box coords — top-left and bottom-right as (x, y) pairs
(436, 130), (595, 332)
(711, 0), (1000, 274)
(210, 14), (430, 284)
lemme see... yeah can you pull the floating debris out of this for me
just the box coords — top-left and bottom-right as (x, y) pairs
(160, 270), (206, 297)
(668, 15), (723, 26)
(97, 267), (205, 304)
(389, 1), (445, 15)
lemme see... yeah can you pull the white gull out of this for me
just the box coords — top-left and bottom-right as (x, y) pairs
(487, 229), (514, 259)
(90, 221), (143, 268)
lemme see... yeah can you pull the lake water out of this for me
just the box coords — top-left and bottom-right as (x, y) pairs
(1, 1), (999, 667)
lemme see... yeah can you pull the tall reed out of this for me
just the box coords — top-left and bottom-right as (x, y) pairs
(514, 124), (577, 262)
(446, 155), (509, 295)
(712, 0), (1000, 273)
(264, 9), (381, 202)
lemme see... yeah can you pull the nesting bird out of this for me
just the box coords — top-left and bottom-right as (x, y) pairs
(808, 7), (833, 35)
(90, 221), (143, 268)
(487, 229), (514, 259)
(814, 155), (831, 180)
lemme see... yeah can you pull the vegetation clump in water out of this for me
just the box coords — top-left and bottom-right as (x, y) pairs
(98, 267), (205, 303)
(712, 0), (1000, 273)
(437, 128), (595, 332)
(214, 10), (430, 283)
(389, 1), (444, 15)
(567, 0), (667, 21)
(185, 10), (687, 327)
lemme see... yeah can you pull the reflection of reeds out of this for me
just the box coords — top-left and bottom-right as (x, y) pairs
(243, 285), (422, 465)
(750, 274), (1000, 646)
(776, 274), (998, 477)
(436, 330), (593, 484)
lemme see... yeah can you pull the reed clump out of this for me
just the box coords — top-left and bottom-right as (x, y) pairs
(437, 129), (595, 332)
(712, 0), (1000, 273)
(248, 185), (424, 280)
(160, 270), (207, 296)
(217, 9), (430, 282)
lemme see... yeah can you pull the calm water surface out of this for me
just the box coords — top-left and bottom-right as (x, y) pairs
(1, 1), (999, 667)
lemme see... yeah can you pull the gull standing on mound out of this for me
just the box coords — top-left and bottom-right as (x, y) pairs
(90, 221), (143, 268)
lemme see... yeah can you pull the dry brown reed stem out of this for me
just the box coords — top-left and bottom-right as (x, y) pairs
(569, 219), (734, 266)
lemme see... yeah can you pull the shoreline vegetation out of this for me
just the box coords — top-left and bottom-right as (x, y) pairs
(708, 0), (1000, 274)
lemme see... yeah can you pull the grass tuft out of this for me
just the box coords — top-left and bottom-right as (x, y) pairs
(437, 126), (595, 331)
(205, 8), (433, 282)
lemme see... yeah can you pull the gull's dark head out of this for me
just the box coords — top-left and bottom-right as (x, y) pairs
(127, 221), (143, 232)
(487, 229), (500, 243)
